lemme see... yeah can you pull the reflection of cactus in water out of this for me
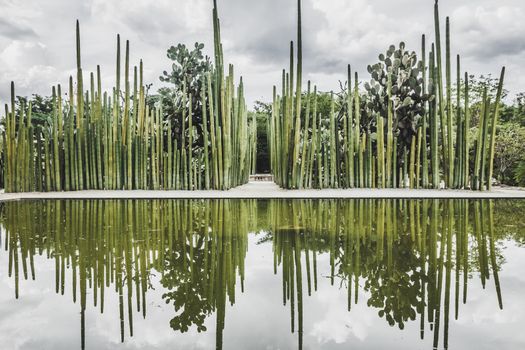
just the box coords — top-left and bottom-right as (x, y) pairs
(0, 198), (517, 350)
(266, 199), (506, 350)
(0, 199), (255, 350)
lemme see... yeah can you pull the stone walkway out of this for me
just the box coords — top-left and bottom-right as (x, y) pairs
(1, 181), (525, 201)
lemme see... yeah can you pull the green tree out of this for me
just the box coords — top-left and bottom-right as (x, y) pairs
(0, 94), (54, 129)
(253, 101), (272, 173)
(459, 74), (509, 127)
(251, 111), (269, 173)
(502, 92), (525, 126)
(161, 236), (215, 333)
(253, 100), (272, 115)
(493, 123), (525, 185)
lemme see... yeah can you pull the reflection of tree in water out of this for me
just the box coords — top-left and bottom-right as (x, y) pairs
(0, 199), (255, 350)
(267, 199), (507, 350)
(160, 200), (249, 346)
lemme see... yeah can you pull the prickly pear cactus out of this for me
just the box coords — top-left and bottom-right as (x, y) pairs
(364, 42), (432, 147)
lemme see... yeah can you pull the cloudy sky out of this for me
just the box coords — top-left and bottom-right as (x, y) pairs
(0, 0), (524, 108)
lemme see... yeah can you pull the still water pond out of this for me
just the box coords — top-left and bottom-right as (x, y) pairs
(0, 199), (524, 350)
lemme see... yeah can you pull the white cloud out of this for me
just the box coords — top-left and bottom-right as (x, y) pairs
(0, 0), (523, 108)
(0, 41), (59, 99)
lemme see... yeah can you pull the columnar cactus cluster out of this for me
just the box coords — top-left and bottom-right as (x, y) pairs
(1, 1), (257, 193)
(269, 0), (505, 190)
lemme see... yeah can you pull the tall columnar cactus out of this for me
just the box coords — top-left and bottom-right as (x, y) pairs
(445, 17), (454, 188)
(421, 35), (429, 189)
(487, 68), (506, 191)
(463, 72), (470, 188)
(433, 1), (448, 186)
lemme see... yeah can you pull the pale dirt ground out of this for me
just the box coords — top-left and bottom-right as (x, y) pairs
(1, 181), (525, 201)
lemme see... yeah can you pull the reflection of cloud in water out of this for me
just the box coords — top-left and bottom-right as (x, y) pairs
(310, 287), (373, 344)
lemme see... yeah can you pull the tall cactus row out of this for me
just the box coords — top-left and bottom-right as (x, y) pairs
(1, 1), (256, 193)
(269, 0), (505, 191)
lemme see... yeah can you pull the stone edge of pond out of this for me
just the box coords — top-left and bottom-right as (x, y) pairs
(1, 182), (525, 201)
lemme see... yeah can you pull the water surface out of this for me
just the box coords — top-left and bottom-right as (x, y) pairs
(1, 199), (524, 349)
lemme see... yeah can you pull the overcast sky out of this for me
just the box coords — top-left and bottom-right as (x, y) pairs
(0, 0), (524, 108)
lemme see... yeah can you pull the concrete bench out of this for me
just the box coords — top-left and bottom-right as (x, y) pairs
(249, 174), (274, 182)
